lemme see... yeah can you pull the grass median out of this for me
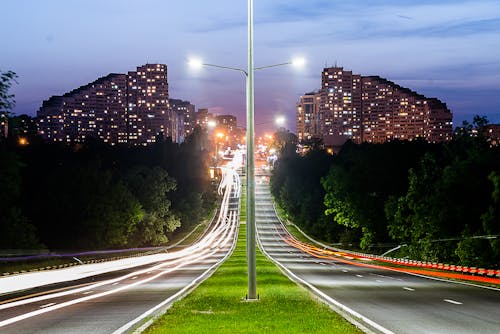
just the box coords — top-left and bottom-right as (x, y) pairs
(143, 226), (361, 334)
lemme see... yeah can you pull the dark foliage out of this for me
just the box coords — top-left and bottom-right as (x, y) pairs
(270, 142), (342, 242)
(271, 117), (500, 267)
(0, 128), (216, 250)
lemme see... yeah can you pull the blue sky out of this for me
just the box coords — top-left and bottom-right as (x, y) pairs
(2, 0), (500, 134)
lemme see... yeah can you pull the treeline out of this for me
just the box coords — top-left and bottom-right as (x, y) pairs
(0, 128), (216, 250)
(271, 119), (500, 267)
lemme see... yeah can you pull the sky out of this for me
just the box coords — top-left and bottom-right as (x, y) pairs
(2, 0), (500, 135)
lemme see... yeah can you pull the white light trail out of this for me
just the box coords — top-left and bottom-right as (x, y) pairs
(444, 299), (463, 305)
(0, 155), (242, 329)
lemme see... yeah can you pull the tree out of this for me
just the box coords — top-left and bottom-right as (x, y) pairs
(323, 141), (432, 250)
(386, 134), (500, 265)
(125, 166), (180, 246)
(481, 172), (500, 265)
(271, 147), (340, 241)
(273, 129), (298, 155)
(385, 154), (445, 261)
(169, 130), (215, 229)
(1, 71), (17, 143)
(0, 150), (43, 249)
(0, 70), (17, 114)
(454, 115), (489, 138)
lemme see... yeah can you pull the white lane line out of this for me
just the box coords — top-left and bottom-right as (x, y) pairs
(82, 291), (94, 295)
(112, 213), (239, 334)
(444, 299), (462, 305)
(342, 269), (349, 273)
(112, 282), (119, 286)
(131, 276), (138, 280)
(403, 287), (415, 291)
(39, 303), (56, 309)
(370, 273), (403, 281)
(320, 263), (326, 266)
(257, 236), (395, 334)
(376, 280), (384, 283)
(356, 274), (364, 278)
(0, 213), (237, 328)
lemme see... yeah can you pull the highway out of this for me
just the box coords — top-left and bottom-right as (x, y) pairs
(0, 153), (242, 334)
(255, 173), (500, 334)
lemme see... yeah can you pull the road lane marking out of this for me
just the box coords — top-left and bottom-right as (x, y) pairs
(82, 291), (94, 295)
(39, 303), (56, 309)
(370, 273), (402, 281)
(131, 276), (138, 280)
(342, 269), (349, 273)
(0, 221), (236, 328)
(376, 280), (384, 283)
(257, 232), (395, 334)
(111, 214), (239, 334)
(356, 274), (364, 278)
(444, 299), (462, 305)
(403, 287), (415, 291)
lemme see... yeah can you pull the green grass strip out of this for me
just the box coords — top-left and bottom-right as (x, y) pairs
(143, 227), (362, 334)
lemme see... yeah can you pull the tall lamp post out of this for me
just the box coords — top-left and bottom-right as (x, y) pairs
(189, 0), (304, 300)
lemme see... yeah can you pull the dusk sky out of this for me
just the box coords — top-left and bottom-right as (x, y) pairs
(2, 0), (500, 135)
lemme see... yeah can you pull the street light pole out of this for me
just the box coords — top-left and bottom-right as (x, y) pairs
(187, 4), (303, 299)
(246, 0), (257, 300)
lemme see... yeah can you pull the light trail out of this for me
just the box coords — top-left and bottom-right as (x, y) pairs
(0, 155), (241, 329)
(275, 222), (500, 286)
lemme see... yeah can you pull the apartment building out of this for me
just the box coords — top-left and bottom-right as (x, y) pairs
(38, 64), (176, 145)
(297, 67), (453, 145)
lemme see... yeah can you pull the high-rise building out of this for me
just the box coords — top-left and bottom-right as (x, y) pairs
(320, 68), (363, 145)
(296, 67), (453, 146)
(38, 64), (176, 145)
(296, 91), (321, 143)
(215, 114), (242, 147)
(216, 114), (237, 132)
(38, 73), (128, 144)
(361, 76), (452, 143)
(195, 108), (214, 129)
(170, 98), (196, 142)
(127, 64), (169, 144)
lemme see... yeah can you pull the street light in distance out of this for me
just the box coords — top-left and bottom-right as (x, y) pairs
(275, 115), (286, 127)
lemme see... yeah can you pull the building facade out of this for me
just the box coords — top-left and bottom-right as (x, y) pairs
(215, 114), (243, 148)
(361, 76), (452, 143)
(170, 98), (196, 142)
(320, 68), (362, 145)
(297, 67), (453, 145)
(38, 64), (176, 146)
(127, 64), (170, 144)
(194, 108), (214, 129)
(296, 91), (321, 143)
(38, 74), (128, 144)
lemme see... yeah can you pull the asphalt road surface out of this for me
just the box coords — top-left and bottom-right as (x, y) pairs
(255, 174), (500, 334)
(0, 155), (242, 334)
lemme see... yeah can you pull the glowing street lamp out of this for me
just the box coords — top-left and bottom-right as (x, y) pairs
(207, 120), (217, 129)
(275, 116), (285, 127)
